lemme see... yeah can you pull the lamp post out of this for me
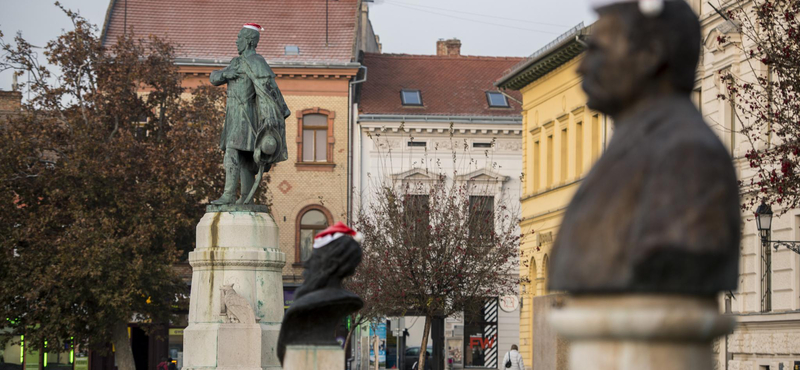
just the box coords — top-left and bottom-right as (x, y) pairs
(754, 202), (800, 254)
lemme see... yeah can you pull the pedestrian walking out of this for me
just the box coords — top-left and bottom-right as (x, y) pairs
(167, 358), (177, 370)
(502, 345), (524, 370)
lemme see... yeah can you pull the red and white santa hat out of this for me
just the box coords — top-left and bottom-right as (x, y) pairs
(243, 23), (264, 31)
(313, 221), (364, 249)
(589, 0), (670, 16)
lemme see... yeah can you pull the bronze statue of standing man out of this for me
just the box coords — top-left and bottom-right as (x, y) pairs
(210, 23), (290, 205)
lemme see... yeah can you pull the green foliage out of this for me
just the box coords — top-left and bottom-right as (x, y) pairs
(0, 5), (241, 351)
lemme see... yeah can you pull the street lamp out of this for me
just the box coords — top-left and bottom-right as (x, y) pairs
(755, 202), (773, 242)
(754, 202), (800, 254)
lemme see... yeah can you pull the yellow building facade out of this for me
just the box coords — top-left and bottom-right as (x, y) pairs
(497, 24), (610, 367)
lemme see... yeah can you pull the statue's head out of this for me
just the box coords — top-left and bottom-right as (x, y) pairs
(578, 1), (700, 117)
(237, 27), (260, 55)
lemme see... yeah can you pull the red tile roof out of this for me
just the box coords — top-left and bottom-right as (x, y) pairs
(359, 53), (524, 116)
(102, 0), (359, 64)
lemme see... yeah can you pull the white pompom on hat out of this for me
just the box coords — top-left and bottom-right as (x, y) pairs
(312, 221), (364, 249)
(589, 0), (669, 16)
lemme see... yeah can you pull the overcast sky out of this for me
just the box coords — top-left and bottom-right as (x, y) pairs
(0, 0), (596, 91)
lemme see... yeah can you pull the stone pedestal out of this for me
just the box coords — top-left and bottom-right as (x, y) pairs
(548, 295), (735, 370)
(282, 346), (343, 370)
(183, 209), (286, 370)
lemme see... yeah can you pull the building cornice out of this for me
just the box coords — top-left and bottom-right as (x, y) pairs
(175, 58), (361, 69)
(358, 114), (521, 126)
(496, 23), (590, 91)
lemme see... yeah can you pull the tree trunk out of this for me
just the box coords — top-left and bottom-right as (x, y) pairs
(112, 321), (135, 370)
(373, 333), (380, 370)
(431, 316), (445, 370)
(344, 327), (355, 364)
(418, 316), (432, 370)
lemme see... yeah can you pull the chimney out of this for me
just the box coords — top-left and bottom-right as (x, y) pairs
(436, 38), (461, 57)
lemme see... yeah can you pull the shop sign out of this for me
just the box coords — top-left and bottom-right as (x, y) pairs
(283, 288), (296, 310)
(168, 328), (184, 336)
(499, 295), (519, 312)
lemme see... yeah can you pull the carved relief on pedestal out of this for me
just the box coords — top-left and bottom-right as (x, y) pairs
(219, 284), (256, 324)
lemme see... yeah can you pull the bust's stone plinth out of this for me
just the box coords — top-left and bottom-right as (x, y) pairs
(549, 295), (734, 370)
(282, 346), (343, 370)
(183, 211), (286, 370)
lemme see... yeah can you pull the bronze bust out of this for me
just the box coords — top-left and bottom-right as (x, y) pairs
(277, 222), (363, 365)
(549, 1), (741, 294)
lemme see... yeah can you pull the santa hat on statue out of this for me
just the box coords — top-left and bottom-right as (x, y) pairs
(312, 222), (364, 249)
(242, 23), (264, 31)
(589, 0), (670, 16)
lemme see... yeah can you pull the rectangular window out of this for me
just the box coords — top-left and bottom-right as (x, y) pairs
(469, 196), (494, 240)
(533, 140), (540, 192)
(591, 114), (600, 160)
(473, 142), (492, 149)
(302, 114), (328, 162)
(546, 135), (553, 187)
(575, 121), (583, 175)
(560, 128), (568, 183)
(463, 298), (499, 368)
(486, 91), (509, 108)
(407, 141), (427, 148)
(284, 45), (300, 55)
(401, 90), (422, 106)
(405, 195), (430, 243)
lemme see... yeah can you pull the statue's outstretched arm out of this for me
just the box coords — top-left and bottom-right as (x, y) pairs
(210, 60), (239, 86)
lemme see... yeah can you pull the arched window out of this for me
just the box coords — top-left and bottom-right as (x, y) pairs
(295, 206), (333, 264)
(296, 108), (335, 171)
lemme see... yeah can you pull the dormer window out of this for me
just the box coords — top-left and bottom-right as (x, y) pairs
(486, 91), (509, 108)
(285, 45), (300, 55)
(401, 90), (423, 106)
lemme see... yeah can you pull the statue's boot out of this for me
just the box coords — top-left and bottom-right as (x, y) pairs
(210, 165), (240, 205)
(236, 166), (256, 204)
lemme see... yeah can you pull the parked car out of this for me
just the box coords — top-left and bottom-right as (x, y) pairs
(404, 347), (434, 370)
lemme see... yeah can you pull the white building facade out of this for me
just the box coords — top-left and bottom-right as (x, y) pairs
(352, 49), (525, 369)
(693, 1), (800, 369)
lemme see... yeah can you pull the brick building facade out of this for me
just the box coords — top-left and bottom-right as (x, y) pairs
(100, 0), (379, 369)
